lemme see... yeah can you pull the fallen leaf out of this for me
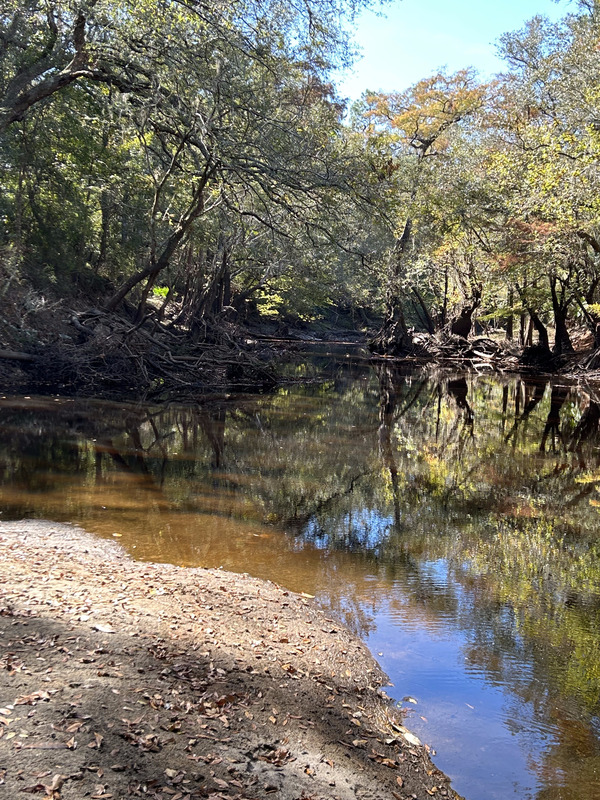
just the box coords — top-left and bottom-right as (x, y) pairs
(402, 730), (422, 747)
(48, 774), (67, 792)
(369, 750), (398, 768)
(66, 721), (85, 733)
(15, 692), (50, 706)
(92, 624), (115, 634)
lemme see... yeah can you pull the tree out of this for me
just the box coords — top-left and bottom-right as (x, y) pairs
(482, 5), (600, 356)
(1, 0), (383, 329)
(361, 70), (486, 354)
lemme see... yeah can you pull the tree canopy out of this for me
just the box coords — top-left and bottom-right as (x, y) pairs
(3, 0), (600, 390)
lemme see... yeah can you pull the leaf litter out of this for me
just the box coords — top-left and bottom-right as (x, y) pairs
(0, 520), (460, 800)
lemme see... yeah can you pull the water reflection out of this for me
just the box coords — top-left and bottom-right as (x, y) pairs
(3, 367), (600, 799)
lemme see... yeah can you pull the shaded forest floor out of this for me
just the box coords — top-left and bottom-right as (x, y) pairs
(0, 521), (459, 800)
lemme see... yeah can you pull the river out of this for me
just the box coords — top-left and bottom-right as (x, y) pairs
(2, 354), (600, 800)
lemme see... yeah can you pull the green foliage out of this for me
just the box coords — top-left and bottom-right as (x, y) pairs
(0, 0), (382, 317)
(4, 0), (600, 342)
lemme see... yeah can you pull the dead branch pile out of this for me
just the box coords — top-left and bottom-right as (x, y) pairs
(32, 309), (278, 398)
(399, 332), (522, 372)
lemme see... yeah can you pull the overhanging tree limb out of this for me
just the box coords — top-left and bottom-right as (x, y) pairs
(0, 9), (151, 132)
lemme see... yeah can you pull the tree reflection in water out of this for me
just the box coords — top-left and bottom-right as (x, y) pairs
(2, 367), (600, 798)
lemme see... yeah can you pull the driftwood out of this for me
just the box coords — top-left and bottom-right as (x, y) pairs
(20, 308), (280, 398)
(0, 349), (37, 362)
(369, 332), (521, 372)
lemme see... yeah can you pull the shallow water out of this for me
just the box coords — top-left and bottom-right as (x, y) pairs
(2, 360), (600, 800)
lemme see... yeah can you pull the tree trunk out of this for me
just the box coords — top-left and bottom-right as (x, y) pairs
(549, 275), (574, 355)
(515, 283), (550, 357)
(104, 175), (212, 313)
(411, 286), (435, 333)
(104, 234), (182, 313)
(529, 310), (550, 351)
(93, 190), (111, 273)
(449, 287), (481, 339)
(525, 317), (533, 347)
(369, 218), (413, 355)
(369, 299), (410, 356)
(506, 288), (514, 341)
(552, 305), (573, 355)
(441, 263), (449, 328)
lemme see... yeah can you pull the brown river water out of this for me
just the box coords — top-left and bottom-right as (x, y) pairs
(2, 353), (600, 800)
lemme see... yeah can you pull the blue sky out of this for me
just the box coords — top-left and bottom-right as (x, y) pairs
(338, 0), (572, 100)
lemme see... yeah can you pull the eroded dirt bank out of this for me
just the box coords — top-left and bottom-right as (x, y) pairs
(0, 521), (461, 800)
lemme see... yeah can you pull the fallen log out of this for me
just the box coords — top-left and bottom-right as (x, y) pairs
(0, 349), (37, 362)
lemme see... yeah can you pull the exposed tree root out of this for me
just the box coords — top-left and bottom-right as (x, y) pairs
(370, 331), (522, 372)
(28, 308), (279, 399)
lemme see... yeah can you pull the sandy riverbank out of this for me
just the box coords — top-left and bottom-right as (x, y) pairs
(0, 520), (461, 800)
